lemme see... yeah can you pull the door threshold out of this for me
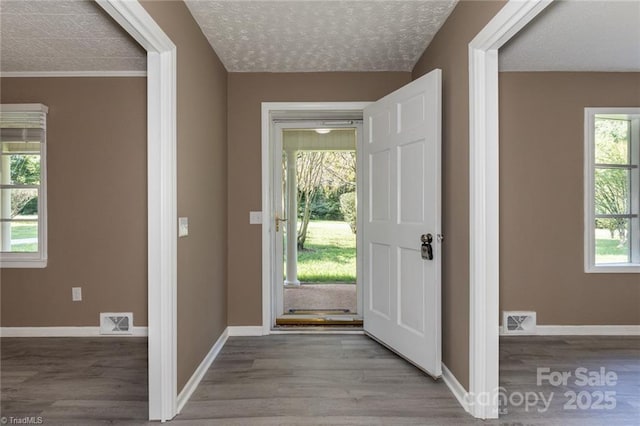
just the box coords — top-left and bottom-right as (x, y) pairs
(276, 315), (363, 327)
(287, 309), (352, 315)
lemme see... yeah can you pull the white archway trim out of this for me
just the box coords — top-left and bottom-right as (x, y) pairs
(468, 0), (552, 419)
(96, 1), (177, 421)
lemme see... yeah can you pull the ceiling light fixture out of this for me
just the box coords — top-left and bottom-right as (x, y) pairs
(315, 129), (331, 134)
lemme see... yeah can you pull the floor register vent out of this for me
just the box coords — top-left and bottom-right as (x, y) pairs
(100, 312), (133, 335)
(503, 311), (536, 335)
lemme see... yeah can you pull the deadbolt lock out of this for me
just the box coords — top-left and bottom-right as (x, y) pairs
(421, 233), (433, 260)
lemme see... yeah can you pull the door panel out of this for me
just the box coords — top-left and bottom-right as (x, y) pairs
(369, 110), (391, 143)
(363, 69), (442, 378)
(399, 141), (425, 224)
(370, 150), (391, 221)
(398, 93), (425, 134)
(370, 242), (391, 318)
(399, 247), (425, 335)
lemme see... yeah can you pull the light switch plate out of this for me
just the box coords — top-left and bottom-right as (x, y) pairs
(178, 217), (189, 237)
(249, 211), (263, 224)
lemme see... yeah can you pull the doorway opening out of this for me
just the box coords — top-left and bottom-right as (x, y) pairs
(262, 72), (442, 380)
(272, 121), (363, 327)
(260, 103), (370, 331)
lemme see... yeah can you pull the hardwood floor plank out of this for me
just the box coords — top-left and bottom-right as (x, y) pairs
(169, 415), (481, 426)
(1, 337), (147, 422)
(2, 334), (638, 425)
(498, 336), (640, 425)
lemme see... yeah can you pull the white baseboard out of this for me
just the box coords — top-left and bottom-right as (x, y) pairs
(0, 326), (148, 337)
(227, 326), (265, 336)
(442, 363), (470, 414)
(176, 327), (229, 414)
(500, 325), (640, 336)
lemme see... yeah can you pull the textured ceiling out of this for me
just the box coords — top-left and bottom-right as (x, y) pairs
(0, 0), (146, 73)
(184, 0), (458, 72)
(500, 0), (640, 72)
(3, 0), (637, 75)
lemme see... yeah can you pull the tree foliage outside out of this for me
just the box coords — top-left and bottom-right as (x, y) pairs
(339, 191), (356, 233)
(295, 151), (325, 249)
(9, 154), (40, 217)
(294, 150), (356, 249)
(594, 118), (630, 246)
(309, 187), (344, 220)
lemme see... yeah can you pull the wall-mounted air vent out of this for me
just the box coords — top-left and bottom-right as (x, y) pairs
(503, 311), (536, 335)
(100, 312), (133, 335)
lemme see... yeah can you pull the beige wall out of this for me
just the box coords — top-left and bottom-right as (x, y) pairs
(412, 0), (506, 390)
(227, 72), (411, 326)
(141, 1), (228, 391)
(500, 72), (640, 325)
(0, 77), (147, 326)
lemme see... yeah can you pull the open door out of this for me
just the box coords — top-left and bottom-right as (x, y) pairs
(363, 69), (442, 378)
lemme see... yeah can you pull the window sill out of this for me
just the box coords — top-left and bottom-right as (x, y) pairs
(0, 258), (47, 268)
(586, 264), (640, 274)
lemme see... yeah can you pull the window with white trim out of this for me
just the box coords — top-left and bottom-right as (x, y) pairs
(0, 104), (48, 268)
(584, 108), (640, 273)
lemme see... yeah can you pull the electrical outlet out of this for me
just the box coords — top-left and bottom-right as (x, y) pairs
(72, 287), (82, 302)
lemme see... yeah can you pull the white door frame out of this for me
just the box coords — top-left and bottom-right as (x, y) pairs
(96, 1), (177, 421)
(271, 120), (364, 321)
(261, 102), (371, 334)
(468, 0), (552, 419)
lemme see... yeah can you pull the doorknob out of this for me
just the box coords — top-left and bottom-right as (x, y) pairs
(421, 234), (433, 260)
(275, 215), (287, 232)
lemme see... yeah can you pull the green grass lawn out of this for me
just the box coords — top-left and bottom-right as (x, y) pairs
(595, 229), (629, 263)
(294, 220), (356, 283)
(11, 223), (37, 239)
(9, 222), (38, 252)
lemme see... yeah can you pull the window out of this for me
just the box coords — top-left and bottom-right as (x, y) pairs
(584, 108), (640, 273)
(0, 104), (48, 268)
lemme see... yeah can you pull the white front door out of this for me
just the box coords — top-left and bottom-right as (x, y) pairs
(362, 69), (442, 377)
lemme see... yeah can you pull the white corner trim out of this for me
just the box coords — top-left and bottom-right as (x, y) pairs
(96, 0), (174, 52)
(467, 0), (552, 420)
(228, 326), (265, 336)
(442, 363), (470, 414)
(176, 327), (229, 414)
(0, 326), (148, 337)
(469, 0), (553, 51)
(500, 325), (640, 336)
(0, 71), (147, 78)
(96, 0), (177, 422)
